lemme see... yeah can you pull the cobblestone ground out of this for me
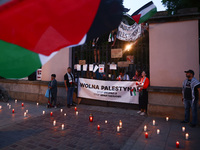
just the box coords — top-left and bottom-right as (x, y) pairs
(1, 101), (200, 150)
(0, 101), (145, 150)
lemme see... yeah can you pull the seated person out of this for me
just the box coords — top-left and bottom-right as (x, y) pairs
(133, 70), (142, 81)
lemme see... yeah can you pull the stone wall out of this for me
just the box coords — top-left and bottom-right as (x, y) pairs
(0, 79), (67, 105)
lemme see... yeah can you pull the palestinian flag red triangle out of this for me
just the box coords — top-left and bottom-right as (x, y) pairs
(131, 14), (141, 24)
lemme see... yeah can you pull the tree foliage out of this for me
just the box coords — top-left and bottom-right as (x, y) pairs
(161, 0), (200, 14)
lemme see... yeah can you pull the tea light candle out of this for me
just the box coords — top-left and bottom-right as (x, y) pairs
(117, 126), (120, 132)
(22, 103), (24, 107)
(144, 125), (147, 131)
(89, 114), (93, 122)
(61, 124), (64, 130)
(53, 120), (56, 126)
(185, 133), (189, 140)
(166, 117), (169, 121)
(64, 113), (66, 116)
(119, 120), (122, 128)
(157, 129), (160, 134)
(26, 110), (28, 113)
(176, 141), (179, 148)
(24, 112), (27, 117)
(105, 120), (108, 124)
(15, 99), (17, 103)
(153, 120), (155, 126)
(182, 127), (185, 132)
(36, 103), (39, 106)
(145, 132), (148, 138)
(12, 109), (15, 113)
(97, 125), (100, 130)
(75, 107), (77, 111)
(43, 111), (45, 114)
(0, 105), (2, 109)
(76, 111), (78, 115)
(50, 112), (53, 116)
(9, 105), (11, 109)
(60, 109), (63, 112)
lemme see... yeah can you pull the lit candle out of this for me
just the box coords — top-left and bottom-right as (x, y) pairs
(119, 120), (122, 128)
(117, 126), (120, 132)
(36, 103), (39, 106)
(144, 125), (147, 131)
(50, 112), (53, 116)
(182, 127), (185, 132)
(26, 110), (28, 113)
(15, 99), (17, 103)
(64, 113), (66, 116)
(153, 120), (155, 126)
(60, 109), (63, 112)
(75, 107), (77, 111)
(166, 117), (169, 121)
(89, 114), (93, 122)
(97, 125), (100, 130)
(7, 103), (9, 106)
(157, 129), (160, 134)
(61, 124), (64, 130)
(105, 120), (108, 124)
(24, 112), (27, 117)
(22, 103), (24, 107)
(176, 141), (179, 148)
(12, 109), (15, 113)
(43, 111), (45, 114)
(185, 133), (189, 140)
(9, 105), (11, 109)
(145, 132), (148, 138)
(76, 111), (79, 115)
(53, 120), (56, 126)
(0, 105), (2, 109)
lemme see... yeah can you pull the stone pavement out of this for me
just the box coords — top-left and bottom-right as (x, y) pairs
(0, 100), (200, 150)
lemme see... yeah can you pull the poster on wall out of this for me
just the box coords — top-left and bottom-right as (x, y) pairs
(89, 64), (94, 71)
(99, 64), (104, 73)
(78, 78), (139, 104)
(110, 64), (117, 70)
(93, 65), (99, 72)
(111, 49), (122, 58)
(77, 64), (81, 71)
(83, 64), (87, 71)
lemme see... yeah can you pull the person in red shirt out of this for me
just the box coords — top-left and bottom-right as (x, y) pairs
(137, 70), (150, 116)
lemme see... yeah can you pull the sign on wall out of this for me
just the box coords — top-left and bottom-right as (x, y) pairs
(78, 78), (139, 104)
(111, 49), (122, 58)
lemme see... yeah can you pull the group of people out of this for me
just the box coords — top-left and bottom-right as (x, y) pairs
(48, 67), (75, 108)
(47, 67), (200, 127)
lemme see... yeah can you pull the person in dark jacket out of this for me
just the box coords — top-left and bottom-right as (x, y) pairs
(64, 67), (76, 108)
(48, 74), (57, 108)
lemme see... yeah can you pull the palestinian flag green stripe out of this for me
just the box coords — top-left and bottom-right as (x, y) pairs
(138, 7), (157, 24)
(0, 40), (42, 79)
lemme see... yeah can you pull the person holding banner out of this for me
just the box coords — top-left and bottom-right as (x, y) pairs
(137, 71), (149, 116)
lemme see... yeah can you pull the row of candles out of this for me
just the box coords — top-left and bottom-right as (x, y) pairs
(144, 119), (190, 148)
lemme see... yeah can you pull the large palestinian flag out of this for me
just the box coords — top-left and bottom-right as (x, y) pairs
(0, 0), (123, 78)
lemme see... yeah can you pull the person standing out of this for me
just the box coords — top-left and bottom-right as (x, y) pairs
(48, 74), (57, 108)
(181, 70), (200, 127)
(137, 71), (150, 116)
(64, 67), (76, 108)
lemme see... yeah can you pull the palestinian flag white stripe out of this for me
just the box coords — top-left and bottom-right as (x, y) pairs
(139, 4), (156, 18)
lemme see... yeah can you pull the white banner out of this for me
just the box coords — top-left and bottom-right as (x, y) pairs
(117, 22), (141, 41)
(78, 78), (139, 104)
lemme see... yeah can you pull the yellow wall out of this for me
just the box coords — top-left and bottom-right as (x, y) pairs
(149, 20), (199, 87)
(41, 47), (71, 82)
